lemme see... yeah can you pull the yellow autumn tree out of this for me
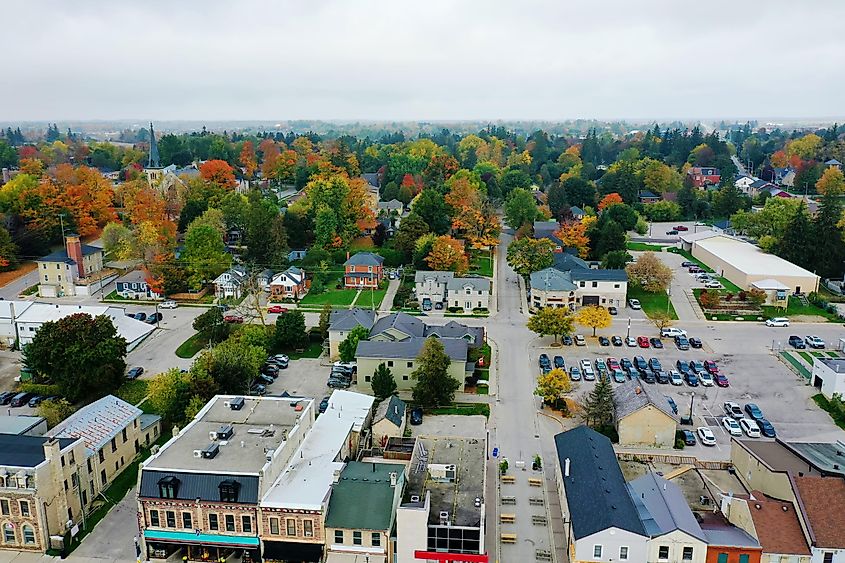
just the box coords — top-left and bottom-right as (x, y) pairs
(425, 235), (469, 275)
(535, 368), (572, 404)
(575, 305), (612, 337)
(816, 167), (845, 197)
(554, 221), (590, 258)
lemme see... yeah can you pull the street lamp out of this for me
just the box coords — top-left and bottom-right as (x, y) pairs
(626, 317), (631, 338)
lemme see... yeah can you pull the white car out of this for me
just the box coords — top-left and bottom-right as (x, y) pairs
(669, 370), (684, 386)
(698, 372), (714, 386)
(333, 361), (356, 371)
(160, 300), (178, 309)
(625, 336), (637, 347)
(722, 417), (742, 436)
(628, 299), (641, 310)
(661, 327), (687, 338)
(765, 317), (789, 327)
(574, 335), (586, 346)
(739, 418), (761, 438)
(697, 426), (717, 446)
(704, 281), (722, 289)
(580, 359), (592, 372)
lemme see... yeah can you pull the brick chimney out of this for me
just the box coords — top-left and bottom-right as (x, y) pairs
(65, 234), (84, 278)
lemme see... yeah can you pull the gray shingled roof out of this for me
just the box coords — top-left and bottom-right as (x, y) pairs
(139, 470), (260, 504)
(425, 321), (484, 345)
(569, 268), (628, 282)
(39, 243), (102, 264)
(370, 312), (426, 339)
(553, 252), (590, 271)
(355, 337), (468, 361)
(116, 269), (148, 284)
(614, 380), (675, 421)
(554, 426), (647, 540)
(414, 270), (455, 284)
(374, 395), (406, 428)
(446, 277), (490, 291)
(50, 395), (142, 456)
(329, 308), (377, 331)
(627, 473), (706, 540)
(345, 252), (384, 266)
(530, 268), (576, 292)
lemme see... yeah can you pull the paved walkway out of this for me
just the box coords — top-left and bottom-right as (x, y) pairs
(379, 278), (400, 312)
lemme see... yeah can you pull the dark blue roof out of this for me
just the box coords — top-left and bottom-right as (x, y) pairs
(554, 426), (646, 540)
(569, 268), (628, 282)
(640, 190), (659, 199)
(345, 252), (384, 267)
(139, 469), (259, 504)
(0, 435), (79, 467)
(38, 244), (102, 264)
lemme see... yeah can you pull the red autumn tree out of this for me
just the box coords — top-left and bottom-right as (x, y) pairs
(598, 192), (623, 211)
(200, 159), (237, 189)
(239, 140), (257, 179)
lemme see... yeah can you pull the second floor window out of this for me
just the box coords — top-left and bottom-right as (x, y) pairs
(208, 514), (218, 531)
(334, 530), (343, 544)
(149, 510), (159, 527)
(219, 480), (240, 503)
(242, 515), (252, 533)
(225, 514), (235, 532)
(182, 512), (192, 529)
(303, 520), (313, 537)
(19, 501), (29, 517)
(269, 518), (279, 535)
(286, 519), (296, 535)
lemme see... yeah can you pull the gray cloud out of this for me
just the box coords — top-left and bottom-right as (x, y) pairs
(3, 0), (845, 121)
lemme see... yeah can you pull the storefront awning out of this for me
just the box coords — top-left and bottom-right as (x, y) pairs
(262, 540), (323, 561)
(144, 530), (259, 548)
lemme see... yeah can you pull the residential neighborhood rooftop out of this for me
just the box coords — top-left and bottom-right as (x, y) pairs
(627, 473), (706, 540)
(374, 395), (406, 428)
(356, 336), (469, 361)
(344, 251), (384, 266)
(530, 267), (576, 292)
(783, 440), (845, 477)
(792, 475), (845, 548)
(50, 395), (142, 456)
(329, 307), (377, 332)
(738, 491), (810, 555)
(38, 243), (102, 264)
(614, 380), (675, 421)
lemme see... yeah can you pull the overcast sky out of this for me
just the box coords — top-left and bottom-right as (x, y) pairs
(4, 0), (845, 122)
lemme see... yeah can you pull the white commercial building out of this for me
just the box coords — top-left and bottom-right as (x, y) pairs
(811, 358), (845, 399)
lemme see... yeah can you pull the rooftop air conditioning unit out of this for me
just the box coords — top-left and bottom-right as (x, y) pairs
(202, 443), (219, 459)
(217, 424), (234, 440)
(410, 495), (421, 503)
(193, 450), (203, 458)
(228, 397), (244, 411)
(428, 463), (456, 482)
(439, 511), (449, 524)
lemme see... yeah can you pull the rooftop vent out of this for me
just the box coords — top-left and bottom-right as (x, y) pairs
(202, 443), (220, 459)
(226, 397), (245, 411)
(410, 495), (420, 503)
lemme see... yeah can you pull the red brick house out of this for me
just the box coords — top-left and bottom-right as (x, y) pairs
(687, 167), (721, 188)
(343, 252), (384, 289)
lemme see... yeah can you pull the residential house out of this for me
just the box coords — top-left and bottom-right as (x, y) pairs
(825, 159), (842, 171)
(257, 269), (274, 292)
(722, 491), (811, 563)
(811, 358), (845, 399)
(396, 435), (487, 563)
(378, 199), (404, 215)
(553, 426), (649, 563)
(687, 167), (721, 188)
(115, 269), (161, 300)
(36, 234), (105, 298)
(288, 249), (307, 262)
(324, 462), (404, 563)
(570, 206), (586, 220)
(791, 475), (845, 563)
(614, 381), (677, 448)
(344, 252), (384, 289)
(50, 395), (144, 506)
(698, 513), (762, 563)
(355, 337), (472, 393)
(367, 312), (484, 347)
(639, 190), (661, 204)
(328, 308), (377, 360)
(774, 167), (796, 188)
(529, 261), (627, 311)
(735, 175), (757, 193)
(371, 396), (407, 448)
(414, 271), (455, 310)
(270, 267), (308, 300)
(627, 473), (707, 563)
(446, 277), (491, 312)
(533, 220), (563, 252)
(0, 436), (87, 553)
(213, 266), (247, 299)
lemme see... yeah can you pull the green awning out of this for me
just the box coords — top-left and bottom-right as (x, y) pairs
(144, 529), (259, 547)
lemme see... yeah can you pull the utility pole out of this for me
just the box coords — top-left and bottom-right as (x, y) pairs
(58, 213), (66, 239)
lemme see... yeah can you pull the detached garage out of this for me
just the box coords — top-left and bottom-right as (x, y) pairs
(688, 232), (819, 294)
(811, 357), (845, 399)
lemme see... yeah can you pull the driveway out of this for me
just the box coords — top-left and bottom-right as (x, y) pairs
(648, 250), (704, 321)
(379, 278), (400, 312)
(73, 490), (138, 562)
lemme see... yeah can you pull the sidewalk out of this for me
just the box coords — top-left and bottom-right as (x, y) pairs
(379, 278), (400, 313)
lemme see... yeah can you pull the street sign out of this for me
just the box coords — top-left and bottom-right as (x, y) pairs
(492, 447), (499, 458)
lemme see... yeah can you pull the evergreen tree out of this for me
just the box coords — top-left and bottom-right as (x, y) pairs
(713, 184), (744, 218)
(589, 218), (626, 260)
(811, 193), (845, 279)
(677, 184), (697, 218)
(371, 363), (397, 400)
(582, 375), (615, 429)
(774, 204), (812, 270)
(546, 183), (568, 218)
(411, 338), (461, 407)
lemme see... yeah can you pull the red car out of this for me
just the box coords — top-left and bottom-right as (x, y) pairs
(267, 305), (288, 314)
(607, 358), (620, 371)
(704, 360), (719, 374)
(675, 225), (689, 231)
(715, 373), (730, 387)
(636, 336), (650, 348)
(223, 313), (244, 323)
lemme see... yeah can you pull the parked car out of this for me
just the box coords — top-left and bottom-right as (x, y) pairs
(625, 336), (637, 347)
(27, 395), (43, 408)
(126, 367), (144, 379)
(684, 372), (699, 386)
(628, 299), (641, 310)
(723, 402), (744, 419)
(410, 407), (423, 425)
(669, 371), (684, 386)
(553, 355), (565, 369)
(134, 312), (147, 321)
(595, 358), (607, 372)
(620, 357), (633, 370)
(688, 266), (703, 273)
(765, 317), (790, 327)
(739, 418), (761, 438)
(319, 396), (330, 413)
(698, 426), (717, 446)
(655, 371), (670, 384)
(665, 396), (678, 414)
(262, 364), (279, 377)
(704, 360), (719, 374)
(675, 336), (690, 350)
(580, 359), (592, 372)
(612, 369), (626, 383)
(641, 370), (656, 384)
(675, 225), (689, 232)
(327, 377), (350, 389)
(249, 383), (267, 396)
(224, 313), (244, 323)
(634, 356), (648, 372)
(256, 374), (275, 385)
(788, 335), (806, 349)
(722, 417), (742, 436)
(160, 300), (178, 309)
(146, 312), (163, 324)
(648, 358), (662, 372)
(744, 403), (764, 420)
(757, 418), (777, 438)
(611, 336), (623, 346)
(698, 372), (713, 386)
(637, 336), (650, 348)
(569, 367), (582, 381)
(608, 306), (618, 315)
(562, 335), (573, 346)
(607, 358), (620, 371)
(574, 335), (586, 346)
(714, 373), (730, 387)
(689, 337), (702, 349)
(690, 360), (705, 374)
(666, 229), (678, 235)
(539, 354), (551, 368)
(582, 365), (596, 381)
(268, 305), (288, 314)
(661, 327), (687, 338)
(805, 335), (825, 349)
(0, 391), (16, 405)
(598, 336), (610, 346)
(681, 429), (696, 446)
(650, 337), (663, 348)
(704, 280), (722, 289)
(676, 360), (691, 374)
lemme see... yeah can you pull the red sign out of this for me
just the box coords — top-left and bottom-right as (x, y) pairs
(414, 551), (488, 562)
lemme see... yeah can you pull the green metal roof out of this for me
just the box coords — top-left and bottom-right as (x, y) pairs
(324, 462), (403, 531)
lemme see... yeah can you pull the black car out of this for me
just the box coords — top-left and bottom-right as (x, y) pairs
(641, 370), (656, 384)
(634, 356), (648, 372)
(598, 336), (610, 346)
(262, 364), (279, 377)
(675, 336), (690, 350)
(553, 355), (565, 369)
(788, 335), (806, 349)
(682, 430), (697, 446)
(649, 358), (662, 371)
(146, 312), (163, 324)
(624, 366), (639, 380)
(681, 261), (695, 267)
(655, 371), (670, 384)
(689, 337), (703, 349)
(684, 372), (699, 386)
(27, 395), (45, 408)
(665, 396), (678, 414)
(134, 312), (147, 321)
(562, 335), (573, 346)
(250, 384), (266, 395)
(608, 306), (618, 316)
(620, 358), (633, 370)
(539, 354), (551, 368)
(327, 378), (350, 389)
(611, 336), (623, 346)
(676, 360), (690, 374)
(650, 337), (663, 349)
(757, 418), (776, 438)
(319, 396), (330, 413)
(0, 391), (15, 405)
(410, 407), (423, 425)
(256, 374), (275, 385)
(126, 367), (144, 379)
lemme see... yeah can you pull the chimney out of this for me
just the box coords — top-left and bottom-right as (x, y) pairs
(43, 438), (61, 463)
(564, 457), (570, 477)
(390, 472), (398, 487)
(65, 234), (84, 278)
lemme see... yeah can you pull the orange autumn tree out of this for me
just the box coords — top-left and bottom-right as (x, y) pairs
(425, 235), (469, 275)
(259, 139), (281, 179)
(770, 150), (788, 168)
(239, 140), (257, 179)
(554, 220), (590, 258)
(200, 159), (237, 189)
(273, 149), (299, 184)
(42, 164), (116, 236)
(598, 192), (623, 211)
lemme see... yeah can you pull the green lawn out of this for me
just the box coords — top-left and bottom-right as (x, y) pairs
(627, 242), (665, 252)
(175, 332), (209, 358)
(469, 253), (494, 277)
(812, 394), (845, 430)
(299, 288), (360, 307)
(21, 284), (39, 296)
(762, 297), (840, 321)
(628, 285), (678, 320)
(667, 248), (714, 273)
(797, 351), (816, 365)
(426, 403), (490, 418)
(780, 351), (812, 379)
(115, 379), (149, 406)
(285, 341), (324, 360)
(355, 288), (387, 309)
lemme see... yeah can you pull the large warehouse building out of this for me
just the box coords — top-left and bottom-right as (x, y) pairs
(683, 232), (819, 294)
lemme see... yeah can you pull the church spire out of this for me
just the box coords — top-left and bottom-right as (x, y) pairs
(147, 122), (160, 168)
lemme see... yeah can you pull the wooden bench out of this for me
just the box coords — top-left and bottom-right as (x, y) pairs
(501, 475), (516, 484)
(528, 477), (543, 487)
(501, 496), (517, 505)
(500, 533), (517, 544)
(500, 513), (516, 524)
(532, 515), (548, 526)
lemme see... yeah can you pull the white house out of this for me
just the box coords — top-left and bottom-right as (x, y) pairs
(213, 266), (247, 299)
(446, 277), (491, 312)
(811, 358), (845, 400)
(0, 300), (34, 347)
(269, 266), (307, 299)
(414, 271), (454, 308)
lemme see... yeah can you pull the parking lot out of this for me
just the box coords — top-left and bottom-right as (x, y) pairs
(260, 357), (332, 401)
(533, 329), (845, 458)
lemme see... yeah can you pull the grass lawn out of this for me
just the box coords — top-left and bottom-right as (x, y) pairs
(355, 288), (387, 309)
(21, 284), (39, 296)
(469, 253), (494, 277)
(475, 385), (489, 395)
(175, 332), (209, 358)
(627, 242), (665, 252)
(115, 379), (149, 406)
(812, 393), (845, 430)
(817, 284), (845, 303)
(667, 247), (714, 273)
(780, 351), (811, 379)
(299, 288), (359, 307)
(426, 403), (490, 418)
(286, 341), (324, 360)
(761, 297), (840, 321)
(797, 351), (816, 365)
(628, 285), (678, 320)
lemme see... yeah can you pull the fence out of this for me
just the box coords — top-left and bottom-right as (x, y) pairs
(169, 287), (210, 301)
(615, 451), (731, 470)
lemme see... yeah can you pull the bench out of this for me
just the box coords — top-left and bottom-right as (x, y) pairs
(501, 475), (516, 484)
(501, 496), (517, 505)
(500, 533), (517, 544)
(535, 549), (552, 560)
(500, 513), (516, 524)
(528, 477), (543, 487)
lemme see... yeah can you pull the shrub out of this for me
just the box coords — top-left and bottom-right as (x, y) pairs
(739, 290), (747, 300)
(725, 293), (734, 302)
(472, 307), (489, 314)
(447, 307), (463, 313)
(19, 383), (62, 397)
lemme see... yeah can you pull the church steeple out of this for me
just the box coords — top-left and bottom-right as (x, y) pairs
(147, 122), (160, 168)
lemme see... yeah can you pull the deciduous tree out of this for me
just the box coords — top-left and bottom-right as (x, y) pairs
(192, 307), (230, 344)
(272, 309), (308, 351)
(506, 237), (555, 277)
(554, 221), (590, 258)
(411, 338), (461, 408)
(239, 140), (258, 179)
(426, 235), (469, 275)
(504, 188), (538, 229)
(526, 307), (574, 343)
(182, 223), (230, 288)
(535, 368), (572, 405)
(200, 159), (238, 189)
(625, 252), (673, 293)
(816, 167), (845, 197)
(575, 305), (612, 336)
(598, 192), (623, 211)
(339, 326), (369, 363)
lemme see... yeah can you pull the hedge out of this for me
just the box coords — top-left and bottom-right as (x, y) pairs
(18, 383), (61, 396)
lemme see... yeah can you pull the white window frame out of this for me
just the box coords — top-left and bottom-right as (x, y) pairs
(593, 544), (603, 558)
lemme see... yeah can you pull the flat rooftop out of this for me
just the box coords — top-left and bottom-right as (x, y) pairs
(737, 439), (823, 477)
(145, 395), (308, 474)
(0, 415), (45, 435)
(262, 390), (374, 511)
(785, 440), (845, 477)
(404, 435), (486, 527)
(694, 235), (818, 278)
